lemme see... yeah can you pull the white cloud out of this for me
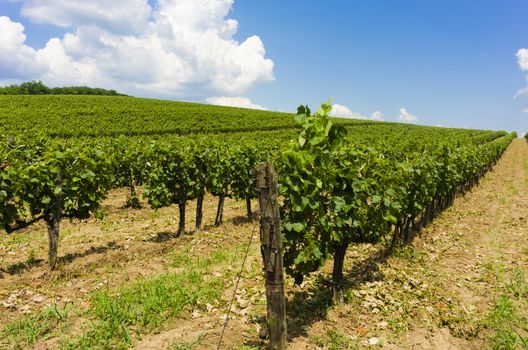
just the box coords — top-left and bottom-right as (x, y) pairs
(517, 48), (528, 71)
(523, 108), (528, 114)
(0, 0), (274, 98)
(205, 96), (267, 110)
(329, 103), (385, 121)
(515, 76), (528, 99)
(20, 0), (152, 35)
(370, 110), (384, 121)
(0, 16), (46, 80)
(329, 103), (365, 119)
(515, 49), (528, 99)
(398, 107), (418, 122)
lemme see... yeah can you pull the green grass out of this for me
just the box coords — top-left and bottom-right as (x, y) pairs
(26, 248), (38, 265)
(1, 242), (245, 350)
(170, 333), (206, 350)
(1, 231), (46, 246)
(392, 245), (426, 264)
(486, 268), (528, 349)
(0, 304), (74, 349)
(506, 269), (528, 299)
(64, 270), (222, 349)
(312, 329), (361, 350)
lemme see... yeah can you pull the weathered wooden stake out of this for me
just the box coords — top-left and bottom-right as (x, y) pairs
(255, 162), (287, 350)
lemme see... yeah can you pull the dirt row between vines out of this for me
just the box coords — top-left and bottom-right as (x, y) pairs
(0, 139), (526, 349)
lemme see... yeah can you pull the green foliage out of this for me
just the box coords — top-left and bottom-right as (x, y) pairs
(230, 145), (263, 201)
(14, 142), (114, 219)
(143, 143), (196, 208)
(279, 100), (514, 285)
(280, 101), (347, 283)
(0, 95), (513, 283)
(0, 80), (124, 96)
(0, 162), (19, 228)
(203, 143), (233, 198)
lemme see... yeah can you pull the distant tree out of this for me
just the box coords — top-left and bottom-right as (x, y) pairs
(19, 81), (50, 94)
(0, 81), (126, 96)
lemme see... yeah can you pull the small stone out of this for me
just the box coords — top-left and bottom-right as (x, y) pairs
(1, 300), (17, 309)
(368, 337), (380, 346)
(20, 305), (32, 314)
(31, 294), (45, 303)
(238, 299), (249, 309)
(377, 321), (388, 330)
(426, 306), (434, 313)
(191, 310), (201, 319)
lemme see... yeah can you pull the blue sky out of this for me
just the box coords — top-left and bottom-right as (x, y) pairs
(0, 0), (527, 133)
(233, 1), (528, 133)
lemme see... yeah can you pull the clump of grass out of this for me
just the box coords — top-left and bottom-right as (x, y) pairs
(67, 243), (245, 348)
(506, 269), (527, 300)
(64, 247), (240, 349)
(26, 248), (38, 265)
(392, 245), (425, 263)
(66, 270), (222, 349)
(312, 329), (360, 350)
(486, 269), (528, 349)
(488, 296), (519, 350)
(1, 304), (73, 349)
(170, 333), (206, 350)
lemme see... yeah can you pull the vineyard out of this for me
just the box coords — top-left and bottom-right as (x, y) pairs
(0, 95), (525, 349)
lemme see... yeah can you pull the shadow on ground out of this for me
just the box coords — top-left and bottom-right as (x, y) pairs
(244, 244), (391, 347)
(0, 241), (123, 277)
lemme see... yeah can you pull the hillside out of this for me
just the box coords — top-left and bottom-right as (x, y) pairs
(0, 96), (521, 349)
(0, 95), (495, 140)
(0, 95), (328, 138)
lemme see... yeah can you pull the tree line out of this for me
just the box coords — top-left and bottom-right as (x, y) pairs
(0, 81), (126, 96)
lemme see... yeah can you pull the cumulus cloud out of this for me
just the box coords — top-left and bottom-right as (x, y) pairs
(0, 16), (45, 80)
(517, 49), (528, 71)
(398, 107), (418, 122)
(20, 0), (152, 35)
(0, 0), (274, 98)
(329, 103), (365, 119)
(370, 110), (384, 121)
(515, 49), (528, 99)
(329, 103), (385, 121)
(205, 96), (267, 110)
(514, 77), (528, 99)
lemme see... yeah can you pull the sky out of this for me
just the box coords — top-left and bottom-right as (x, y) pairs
(0, 0), (527, 134)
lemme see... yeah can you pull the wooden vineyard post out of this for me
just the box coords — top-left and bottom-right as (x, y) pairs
(255, 162), (287, 350)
